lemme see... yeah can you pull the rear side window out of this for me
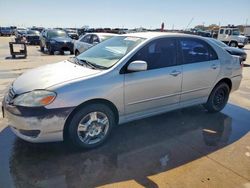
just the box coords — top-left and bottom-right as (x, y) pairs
(225, 30), (229, 35)
(180, 39), (211, 64)
(219, 29), (224, 34)
(130, 38), (177, 70)
(91, 35), (100, 43)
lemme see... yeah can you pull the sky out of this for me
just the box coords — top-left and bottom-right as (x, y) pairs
(0, 0), (249, 29)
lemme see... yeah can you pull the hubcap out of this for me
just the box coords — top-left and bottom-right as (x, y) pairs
(77, 112), (109, 145)
(213, 88), (226, 109)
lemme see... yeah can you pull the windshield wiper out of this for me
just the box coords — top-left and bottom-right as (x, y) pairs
(69, 57), (108, 70)
(68, 57), (82, 65)
(79, 59), (108, 70)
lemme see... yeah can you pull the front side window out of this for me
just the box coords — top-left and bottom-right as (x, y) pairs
(77, 36), (145, 69)
(179, 39), (210, 64)
(219, 29), (224, 34)
(81, 34), (91, 43)
(130, 38), (177, 70)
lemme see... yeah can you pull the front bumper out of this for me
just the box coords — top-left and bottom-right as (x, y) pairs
(51, 42), (73, 52)
(2, 99), (74, 143)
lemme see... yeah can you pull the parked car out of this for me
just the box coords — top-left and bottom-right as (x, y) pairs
(0, 27), (13, 36)
(26, 30), (40, 45)
(15, 27), (28, 38)
(3, 32), (242, 148)
(208, 38), (247, 62)
(217, 26), (248, 48)
(74, 33), (117, 55)
(243, 26), (250, 42)
(40, 29), (74, 55)
(64, 29), (79, 40)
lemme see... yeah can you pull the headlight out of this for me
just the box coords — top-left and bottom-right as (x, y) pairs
(13, 90), (56, 107)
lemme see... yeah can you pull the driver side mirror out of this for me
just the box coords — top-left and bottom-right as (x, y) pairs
(127, 60), (147, 72)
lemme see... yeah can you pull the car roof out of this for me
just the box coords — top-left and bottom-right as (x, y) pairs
(90, 32), (118, 36)
(122, 32), (198, 39)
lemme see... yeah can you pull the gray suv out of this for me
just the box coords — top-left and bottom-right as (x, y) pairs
(3, 32), (242, 148)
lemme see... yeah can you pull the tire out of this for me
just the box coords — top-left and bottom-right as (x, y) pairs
(238, 45), (244, 49)
(60, 50), (64, 55)
(75, 50), (80, 56)
(40, 43), (44, 52)
(67, 103), (116, 149)
(204, 82), (230, 113)
(70, 50), (74, 55)
(48, 45), (54, 55)
(229, 41), (238, 47)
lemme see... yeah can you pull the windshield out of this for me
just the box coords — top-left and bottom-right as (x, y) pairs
(48, 30), (67, 38)
(77, 36), (145, 69)
(2, 27), (11, 30)
(100, 35), (115, 41)
(27, 30), (40, 35)
(209, 38), (228, 47)
(232, 30), (240, 36)
(18, 30), (27, 34)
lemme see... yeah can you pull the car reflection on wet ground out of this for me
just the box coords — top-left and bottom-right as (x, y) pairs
(0, 103), (249, 188)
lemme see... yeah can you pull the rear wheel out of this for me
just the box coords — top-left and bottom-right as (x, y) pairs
(40, 43), (44, 52)
(204, 83), (230, 113)
(75, 50), (80, 56)
(67, 103), (115, 149)
(229, 41), (238, 47)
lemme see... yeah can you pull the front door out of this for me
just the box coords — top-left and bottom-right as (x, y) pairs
(124, 38), (182, 116)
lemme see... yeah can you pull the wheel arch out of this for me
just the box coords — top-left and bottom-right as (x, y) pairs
(214, 78), (232, 91)
(63, 98), (119, 140)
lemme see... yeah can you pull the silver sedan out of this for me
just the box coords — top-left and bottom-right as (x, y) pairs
(2, 32), (242, 148)
(73, 32), (117, 55)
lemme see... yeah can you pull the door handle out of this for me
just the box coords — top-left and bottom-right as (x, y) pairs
(211, 64), (218, 69)
(170, 70), (181, 77)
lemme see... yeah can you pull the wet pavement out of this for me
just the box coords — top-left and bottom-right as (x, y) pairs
(0, 37), (250, 188)
(0, 105), (249, 188)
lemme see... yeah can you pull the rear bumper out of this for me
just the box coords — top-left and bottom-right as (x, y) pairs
(231, 75), (242, 92)
(2, 98), (74, 143)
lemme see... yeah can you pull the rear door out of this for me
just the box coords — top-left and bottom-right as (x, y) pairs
(178, 38), (220, 103)
(124, 37), (182, 116)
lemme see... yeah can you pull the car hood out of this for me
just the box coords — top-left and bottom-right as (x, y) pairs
(52, 37), (72, 42)
(238, 35), (247, 40)
(224, 47), (246, 55)
(13, 60), (101, 94)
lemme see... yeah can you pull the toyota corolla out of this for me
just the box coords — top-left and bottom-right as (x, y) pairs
(2, 32), (242, 148)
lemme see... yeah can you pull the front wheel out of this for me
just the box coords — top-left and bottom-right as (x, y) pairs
(48, 45), (54, 55)
(203, 83), (230, 113)
(67, 103), (116, 149)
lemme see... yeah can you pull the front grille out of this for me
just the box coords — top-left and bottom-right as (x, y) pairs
(27, 36), (39, 40)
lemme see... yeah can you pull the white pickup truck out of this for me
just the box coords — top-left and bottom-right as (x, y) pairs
(217, 26), (248, 48)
